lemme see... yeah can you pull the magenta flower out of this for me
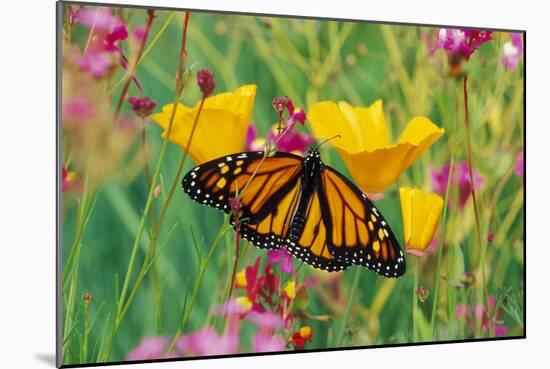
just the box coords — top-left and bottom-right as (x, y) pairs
(176, 327), (239, 356)
(133, 25), (148, 42)
(456, 296), (508, 337)
(514, 152), (524, 176)
(253, 332), (286, 353)
(246, 310), (284, 329)
(77, 7), (127, 52)
(67, 5), (79, 24)
(75, 7), (128, 78)
(62, 165), (82, 193)
(434, 28), (493, 59)
(432, 28), (493, 59)
(76, 51), (113, 78)
(229, 197), (242, 214)
(270, 96), (307, 144)
(278, 108), (306, 140)
(126, 336), (175, 361)
(246, 123), (314, 155)
(267, 249), (293, 273)
(267, 127), (314, 154)
(129, 96), (157, 118)
(431, 161), (483, 208)
(246, 124), (265, 151)
(502, 33), (524, 71)
(61, 166), (71, 193)
(63, 97), (94, 122)
(104, 24), (129, 51)
(76, 7), (120, 31)
(434, 29), (467, 53)
(197, 69), (216, 97)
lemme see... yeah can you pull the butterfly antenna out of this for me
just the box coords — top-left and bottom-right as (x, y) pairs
(317, 135), (341, 148)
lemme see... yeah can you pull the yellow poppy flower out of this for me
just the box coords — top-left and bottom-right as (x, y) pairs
(151, 84), (257, 164)
(399, 187), (444, 255)
(308, 100), (444, 193)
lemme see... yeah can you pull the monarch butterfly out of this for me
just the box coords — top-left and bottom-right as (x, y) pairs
(182, 148), (406, 278)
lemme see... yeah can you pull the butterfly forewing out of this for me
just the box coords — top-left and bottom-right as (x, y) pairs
(182, 151), (301, 220)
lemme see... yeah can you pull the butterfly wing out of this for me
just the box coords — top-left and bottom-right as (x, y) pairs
(283, 186), (351, 272)
(236, 164), (302, 251)
(320, 166), (406, 278)
(182, 151), (301, 216)
(182, 151), (303, 251)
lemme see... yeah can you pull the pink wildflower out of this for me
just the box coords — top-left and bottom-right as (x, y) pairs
(514, 152), (524, 176)
(267, 249), (294, 273)
(431, 161), (483, 208)
(502, 33), (524, 71)
(253, 332), (286, 353)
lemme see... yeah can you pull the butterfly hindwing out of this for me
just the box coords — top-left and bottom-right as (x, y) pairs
(321, 166), (406, 278)
(235, 170), (302, 250)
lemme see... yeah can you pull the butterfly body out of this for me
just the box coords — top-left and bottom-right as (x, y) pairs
(288, 149), (323, 242)
(182, 148), (406, 277)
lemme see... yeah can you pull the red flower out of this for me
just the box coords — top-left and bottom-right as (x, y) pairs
(288, 326), (313, 349)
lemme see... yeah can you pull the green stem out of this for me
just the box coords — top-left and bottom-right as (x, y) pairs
(430, 156), (455, 338)
(62, 182), (97, 288)
(226, 224), (241, 305)
(81, 294), (91, 363)
(336, 267), (361, 346)
(167, 225), (231, 352)
(156, 95), (206, 228)
(62, 177), (97, 361)
(412, 259), (419, 342)
(114, 10), (156, 117)
(463, 75), (491, 337)
(110, 12), (177, 94)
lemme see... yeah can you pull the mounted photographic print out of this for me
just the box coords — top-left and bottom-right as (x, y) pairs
(57, 1), (525, 367)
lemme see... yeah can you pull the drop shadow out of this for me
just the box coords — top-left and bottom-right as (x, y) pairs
(34, 353), (57, 367)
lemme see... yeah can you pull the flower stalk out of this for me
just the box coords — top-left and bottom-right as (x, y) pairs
(114, 9), (155, 117)
(430, 154), (455, 339)
(412, 259), (419, 342)
(430, 80), (459, 338)
(462, 75), (491, 337)
(156, 93), (206, 228)
(335, 267), (361, 346)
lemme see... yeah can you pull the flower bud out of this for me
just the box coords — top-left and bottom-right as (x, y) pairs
(129, 96), (157, 118)
(416, 286), (430, 303)
(197, 69), (215, 97)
